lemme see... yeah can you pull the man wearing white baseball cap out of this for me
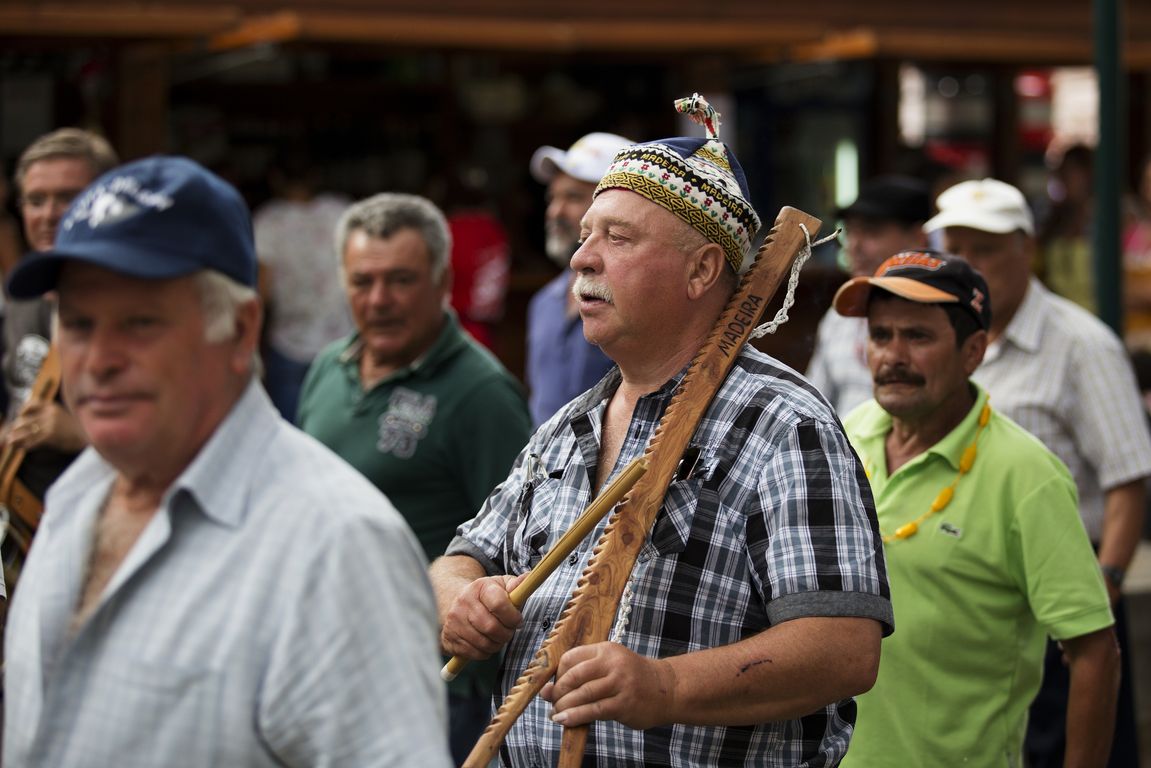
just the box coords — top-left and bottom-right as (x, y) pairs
(525, 131), (632, 425)
(927, 177), (1151, 768)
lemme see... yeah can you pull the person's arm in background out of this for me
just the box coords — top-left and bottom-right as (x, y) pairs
(6, 399), (88, 453)
(1097, 479), (1146, 602)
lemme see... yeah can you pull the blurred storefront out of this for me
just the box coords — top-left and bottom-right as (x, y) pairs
(2, 1), (1151, 373)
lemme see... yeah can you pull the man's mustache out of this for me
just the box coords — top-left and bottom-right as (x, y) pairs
(572, 275), (613, 303)
(874, 368), (925, 386)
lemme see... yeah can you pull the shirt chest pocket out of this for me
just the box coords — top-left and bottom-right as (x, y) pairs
(642, 445), (714, 560)
(506, 470), (566, 573)
(65, 657), (222, 767)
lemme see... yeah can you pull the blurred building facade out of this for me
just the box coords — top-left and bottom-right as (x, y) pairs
(2, 0), (1151, 375)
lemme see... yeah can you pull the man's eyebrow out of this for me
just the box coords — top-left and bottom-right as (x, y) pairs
(581, 214), (634, 233)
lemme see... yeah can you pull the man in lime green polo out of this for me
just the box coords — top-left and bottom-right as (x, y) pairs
(835, 251), (1119, 767)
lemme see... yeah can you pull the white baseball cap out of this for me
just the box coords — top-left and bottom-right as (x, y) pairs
(530, 132), (633, 185)
(924, 178), (1035, 236)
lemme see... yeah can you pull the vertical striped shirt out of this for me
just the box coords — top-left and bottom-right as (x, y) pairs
(973, 279), (1151, 542)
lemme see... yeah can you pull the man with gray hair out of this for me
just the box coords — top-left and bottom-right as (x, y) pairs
(3, 157), (451, 767)
(297, 192), (531, 764)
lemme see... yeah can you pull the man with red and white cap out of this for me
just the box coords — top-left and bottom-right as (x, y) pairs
(926, 178), (1151, 768)
(526, 131), (631, 426)
(835, 250), (1118, 767)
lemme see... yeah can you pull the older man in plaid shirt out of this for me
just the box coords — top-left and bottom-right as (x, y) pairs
(432, 97), (892, 767)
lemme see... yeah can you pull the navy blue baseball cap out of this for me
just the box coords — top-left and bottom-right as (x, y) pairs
(7, 155), (256, 298)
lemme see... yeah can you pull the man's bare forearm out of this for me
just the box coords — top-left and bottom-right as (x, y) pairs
(660, 616), (882, 726)
(428, 554), (486, 624)
(1062, 628), (1120, 768)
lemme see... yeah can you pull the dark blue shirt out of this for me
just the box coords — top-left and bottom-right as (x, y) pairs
(525, 271), (615, 426)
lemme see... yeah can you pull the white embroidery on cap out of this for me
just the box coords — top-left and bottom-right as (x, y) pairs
(63, 176), (174, 232)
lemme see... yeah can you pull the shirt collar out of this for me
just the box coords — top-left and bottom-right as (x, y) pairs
(553, 358), (688, 431)
(44, 379), (281, 532)
(174, 379), (282, 528)
(337, 309), (466, 386)
(925, 384), (991, 472)
(995, 277), (1046, 354)
(852, 384), (990, 474)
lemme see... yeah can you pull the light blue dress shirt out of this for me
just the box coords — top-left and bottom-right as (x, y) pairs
(4, 381), (452, 767)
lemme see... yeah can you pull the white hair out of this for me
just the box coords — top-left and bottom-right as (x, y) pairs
(194, 270), (262, 376)
(196, 270), (257, 342)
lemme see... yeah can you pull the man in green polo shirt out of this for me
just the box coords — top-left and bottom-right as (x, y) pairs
(297, 192), (531, 764)
(833, 251), (1119, 767)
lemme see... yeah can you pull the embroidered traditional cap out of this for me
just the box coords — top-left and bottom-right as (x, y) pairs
(7, 155), (256, 298)
(924, 178), (1035, 236)
(530, 132), (633, 185)
(833, 250), (991, 331)
(837, 175), (932, 225)
(594, 94), (761, 274)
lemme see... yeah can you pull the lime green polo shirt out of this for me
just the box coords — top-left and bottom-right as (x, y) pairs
(841, 386), (1113, 767)
(298, 311), (531, 696)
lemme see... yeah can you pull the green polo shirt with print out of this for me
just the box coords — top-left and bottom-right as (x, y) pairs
(298, 311), (532, 697)
(841, 385), (1113, 767)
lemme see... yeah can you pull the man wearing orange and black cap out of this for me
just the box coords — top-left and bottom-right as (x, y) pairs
(835, 251), (1119, 768)
(431, 95), (891, 767)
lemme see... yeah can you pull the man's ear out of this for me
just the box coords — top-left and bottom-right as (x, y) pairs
(231, 298), (263, 374)
(686, 242), (728, 301)
(962, 328), (989, 376)
(438, 265), (453, 307)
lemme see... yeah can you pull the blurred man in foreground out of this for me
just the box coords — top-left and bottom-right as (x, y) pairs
(3, 156), (451, 767)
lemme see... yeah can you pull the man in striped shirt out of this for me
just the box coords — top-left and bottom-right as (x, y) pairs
(927, 178), (1151, 768)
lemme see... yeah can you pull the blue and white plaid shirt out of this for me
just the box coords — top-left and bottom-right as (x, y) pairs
(448, 346), (893, 767)
(5, 382), (452, 768)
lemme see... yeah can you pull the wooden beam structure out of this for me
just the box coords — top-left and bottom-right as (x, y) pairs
(0, 4), (241, 38)
(0, 0), (1148, 68)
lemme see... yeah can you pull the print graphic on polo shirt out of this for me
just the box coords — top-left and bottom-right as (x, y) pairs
(377, 388), (437, 459)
